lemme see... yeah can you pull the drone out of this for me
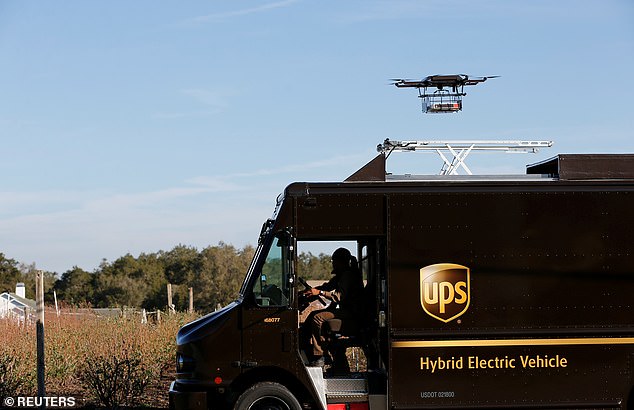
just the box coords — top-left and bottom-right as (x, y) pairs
(391, 74), (498, 114)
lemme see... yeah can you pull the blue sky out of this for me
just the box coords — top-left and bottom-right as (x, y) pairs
(1, 0), (633, 274)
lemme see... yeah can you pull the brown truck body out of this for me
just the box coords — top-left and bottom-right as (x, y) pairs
(170, 154), (634, 410)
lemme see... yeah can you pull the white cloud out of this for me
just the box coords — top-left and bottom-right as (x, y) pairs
(0, 190), (85, 211)
(0, 153), (362, 272)
(154, 87), (240, 119)
(335, 0), (569, 24)
(181, 88), (232, 109)
(186, 0), (300, 24)
(153, 110), (215, 120)
(0, 198), (266, 274)
(189, 153), (370, 185)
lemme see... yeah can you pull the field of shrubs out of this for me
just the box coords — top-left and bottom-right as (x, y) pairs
(0, 310), (196, 409)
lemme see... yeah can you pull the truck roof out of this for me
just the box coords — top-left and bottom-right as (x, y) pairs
(527, 154), (634, 179)
(344, 153), (634, 183)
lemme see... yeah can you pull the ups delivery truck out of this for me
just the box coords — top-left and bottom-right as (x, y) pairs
(169, 153), (634, 410)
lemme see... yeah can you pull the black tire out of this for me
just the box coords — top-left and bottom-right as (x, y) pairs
(234, 382), (302, 410)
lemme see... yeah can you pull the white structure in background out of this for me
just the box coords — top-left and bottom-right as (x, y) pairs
(0, 283), (36, 321)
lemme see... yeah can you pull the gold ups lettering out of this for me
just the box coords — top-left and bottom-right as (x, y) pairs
(420, 263), (470, 323)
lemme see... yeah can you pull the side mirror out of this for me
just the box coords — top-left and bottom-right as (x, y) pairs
(277, 235), (289, 247)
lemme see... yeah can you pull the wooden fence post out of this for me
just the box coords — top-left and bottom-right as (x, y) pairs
(36, 270), (46, 407)
(188, 287), (193, 314)
(53, 290), (60, 317)
(167, 283), (175, 314)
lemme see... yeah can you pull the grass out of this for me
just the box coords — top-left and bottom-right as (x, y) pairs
(0, 309), (195, 409)
(2, 309), (370, 409)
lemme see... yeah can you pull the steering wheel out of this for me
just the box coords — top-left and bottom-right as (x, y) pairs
(297, 276), (311, 290)
(297, 276), (327, 307)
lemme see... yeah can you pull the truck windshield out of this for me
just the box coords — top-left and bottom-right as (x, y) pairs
(238, 218), (276, 298)
(252, 236), (289, 306)
(239, 242), (264, 298)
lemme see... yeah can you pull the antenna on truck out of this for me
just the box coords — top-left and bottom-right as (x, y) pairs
(377, 139), (553, 175)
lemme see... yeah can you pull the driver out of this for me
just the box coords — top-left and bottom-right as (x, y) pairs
(301, 247), (364, 368)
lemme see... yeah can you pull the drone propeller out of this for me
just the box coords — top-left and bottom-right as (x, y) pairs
(477, 75), (500, 82)
(459, 74), (500, 83)
(391, 74), (499, 95)
(390, 78), (429, 88)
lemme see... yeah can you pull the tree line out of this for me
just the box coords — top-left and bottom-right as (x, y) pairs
(0, 245), (333, 313)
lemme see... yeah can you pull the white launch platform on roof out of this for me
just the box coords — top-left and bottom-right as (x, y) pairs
(377, 139), (553, 175)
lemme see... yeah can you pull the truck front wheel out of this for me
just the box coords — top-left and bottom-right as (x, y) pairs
(234, 382), (302, 410)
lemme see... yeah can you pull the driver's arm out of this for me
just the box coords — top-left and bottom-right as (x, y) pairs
(305, 276), (336, 297)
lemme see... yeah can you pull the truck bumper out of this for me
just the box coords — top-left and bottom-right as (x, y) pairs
(169, 381), (208, 410)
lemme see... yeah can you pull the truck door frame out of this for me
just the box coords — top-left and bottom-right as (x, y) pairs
(240, 230), (299, 372)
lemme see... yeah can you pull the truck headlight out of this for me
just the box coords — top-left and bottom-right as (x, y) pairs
(176, 352), (195, 373)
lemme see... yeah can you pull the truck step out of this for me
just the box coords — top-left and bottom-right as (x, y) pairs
(326, 392), (369, 404)
(325, 375), (368, 402)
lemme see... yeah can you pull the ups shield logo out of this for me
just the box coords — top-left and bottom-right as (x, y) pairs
(420, 263), (470, 323)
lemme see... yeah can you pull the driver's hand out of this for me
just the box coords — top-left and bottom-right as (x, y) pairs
(303, 288), (320, 297)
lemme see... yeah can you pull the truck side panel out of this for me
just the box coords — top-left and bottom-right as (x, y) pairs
(387, 187), (634, 408)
